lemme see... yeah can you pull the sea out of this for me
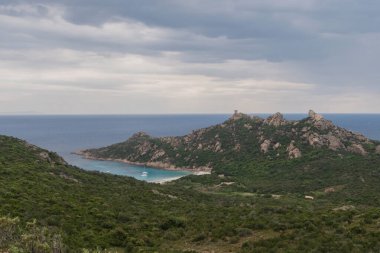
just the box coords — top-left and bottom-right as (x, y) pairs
(0, 114), (379, 182)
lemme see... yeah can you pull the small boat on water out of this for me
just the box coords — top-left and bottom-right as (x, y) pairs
(141, 171), (148, 177)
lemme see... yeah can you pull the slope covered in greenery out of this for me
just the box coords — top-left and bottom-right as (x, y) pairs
(80, 110), (380, 171)
(1, 110), (380, 252)
(0, 135), (253, 252)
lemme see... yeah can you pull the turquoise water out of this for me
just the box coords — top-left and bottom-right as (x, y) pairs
(0, 114), (379, 182)
(0, 115), (227, 182)
(68, 156), (191, 182)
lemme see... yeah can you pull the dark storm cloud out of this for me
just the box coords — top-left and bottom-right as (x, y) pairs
(60, 0), (380, 35)
(7, 0), (376, 65)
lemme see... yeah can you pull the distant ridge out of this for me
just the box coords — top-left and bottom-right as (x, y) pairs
(78, 110), (380, 171)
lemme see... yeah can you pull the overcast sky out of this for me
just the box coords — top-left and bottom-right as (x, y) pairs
(0, 0), (379, 114)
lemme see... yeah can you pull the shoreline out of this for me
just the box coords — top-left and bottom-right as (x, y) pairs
(151, 176), (184, 184)
(72, 150), (213, 175)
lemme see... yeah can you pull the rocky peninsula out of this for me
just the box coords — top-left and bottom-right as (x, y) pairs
(77, 110), (380, 172)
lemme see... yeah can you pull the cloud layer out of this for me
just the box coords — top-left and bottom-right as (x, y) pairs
(0, 1), (379, 114)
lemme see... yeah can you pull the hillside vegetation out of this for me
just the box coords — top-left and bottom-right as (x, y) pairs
(80, 110), (380, 171)
(1, 111), (380, 252)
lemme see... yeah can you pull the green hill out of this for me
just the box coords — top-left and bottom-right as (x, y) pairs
(79, 110), (380, 170)
(1, 110), (380, 252)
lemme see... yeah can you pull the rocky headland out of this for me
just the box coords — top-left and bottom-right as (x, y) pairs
(77, 110), (380, 172)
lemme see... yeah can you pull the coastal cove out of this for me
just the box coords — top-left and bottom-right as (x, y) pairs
(73, 150), (209, 183)
(0, 114), (228, 182)
(0, 114), (379, 182)
(69, 154), (193, 183)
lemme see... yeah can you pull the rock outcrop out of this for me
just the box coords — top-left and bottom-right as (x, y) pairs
(264, 112), (287, 127)
(273, 142), (281, 150)
(301, 110), (371, 153)
(287, 141), (302, 159)
(308, 110), (335, 130)
(347, 144), (367, 156)
(308, 110), (324, 121)
(260, 140), (271, 154)
(326, 134), (344, 151)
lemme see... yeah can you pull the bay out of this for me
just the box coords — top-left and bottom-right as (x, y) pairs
(0, 114), (379, 182)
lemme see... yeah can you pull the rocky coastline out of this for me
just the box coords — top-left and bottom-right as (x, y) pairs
(74, 150), (212, 174)
(75, 110), (380, 174)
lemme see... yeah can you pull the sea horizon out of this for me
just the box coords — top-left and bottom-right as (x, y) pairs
(1, 112), (380, 116)
(1, 113), (380, 182)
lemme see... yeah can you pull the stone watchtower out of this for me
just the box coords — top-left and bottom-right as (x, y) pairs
(231, 110), (242, 120)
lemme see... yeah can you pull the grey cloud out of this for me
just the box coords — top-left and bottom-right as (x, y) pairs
(2, 1), (378, 63)
(0, 0), (379, 113)
(57, 0), (380, 38)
